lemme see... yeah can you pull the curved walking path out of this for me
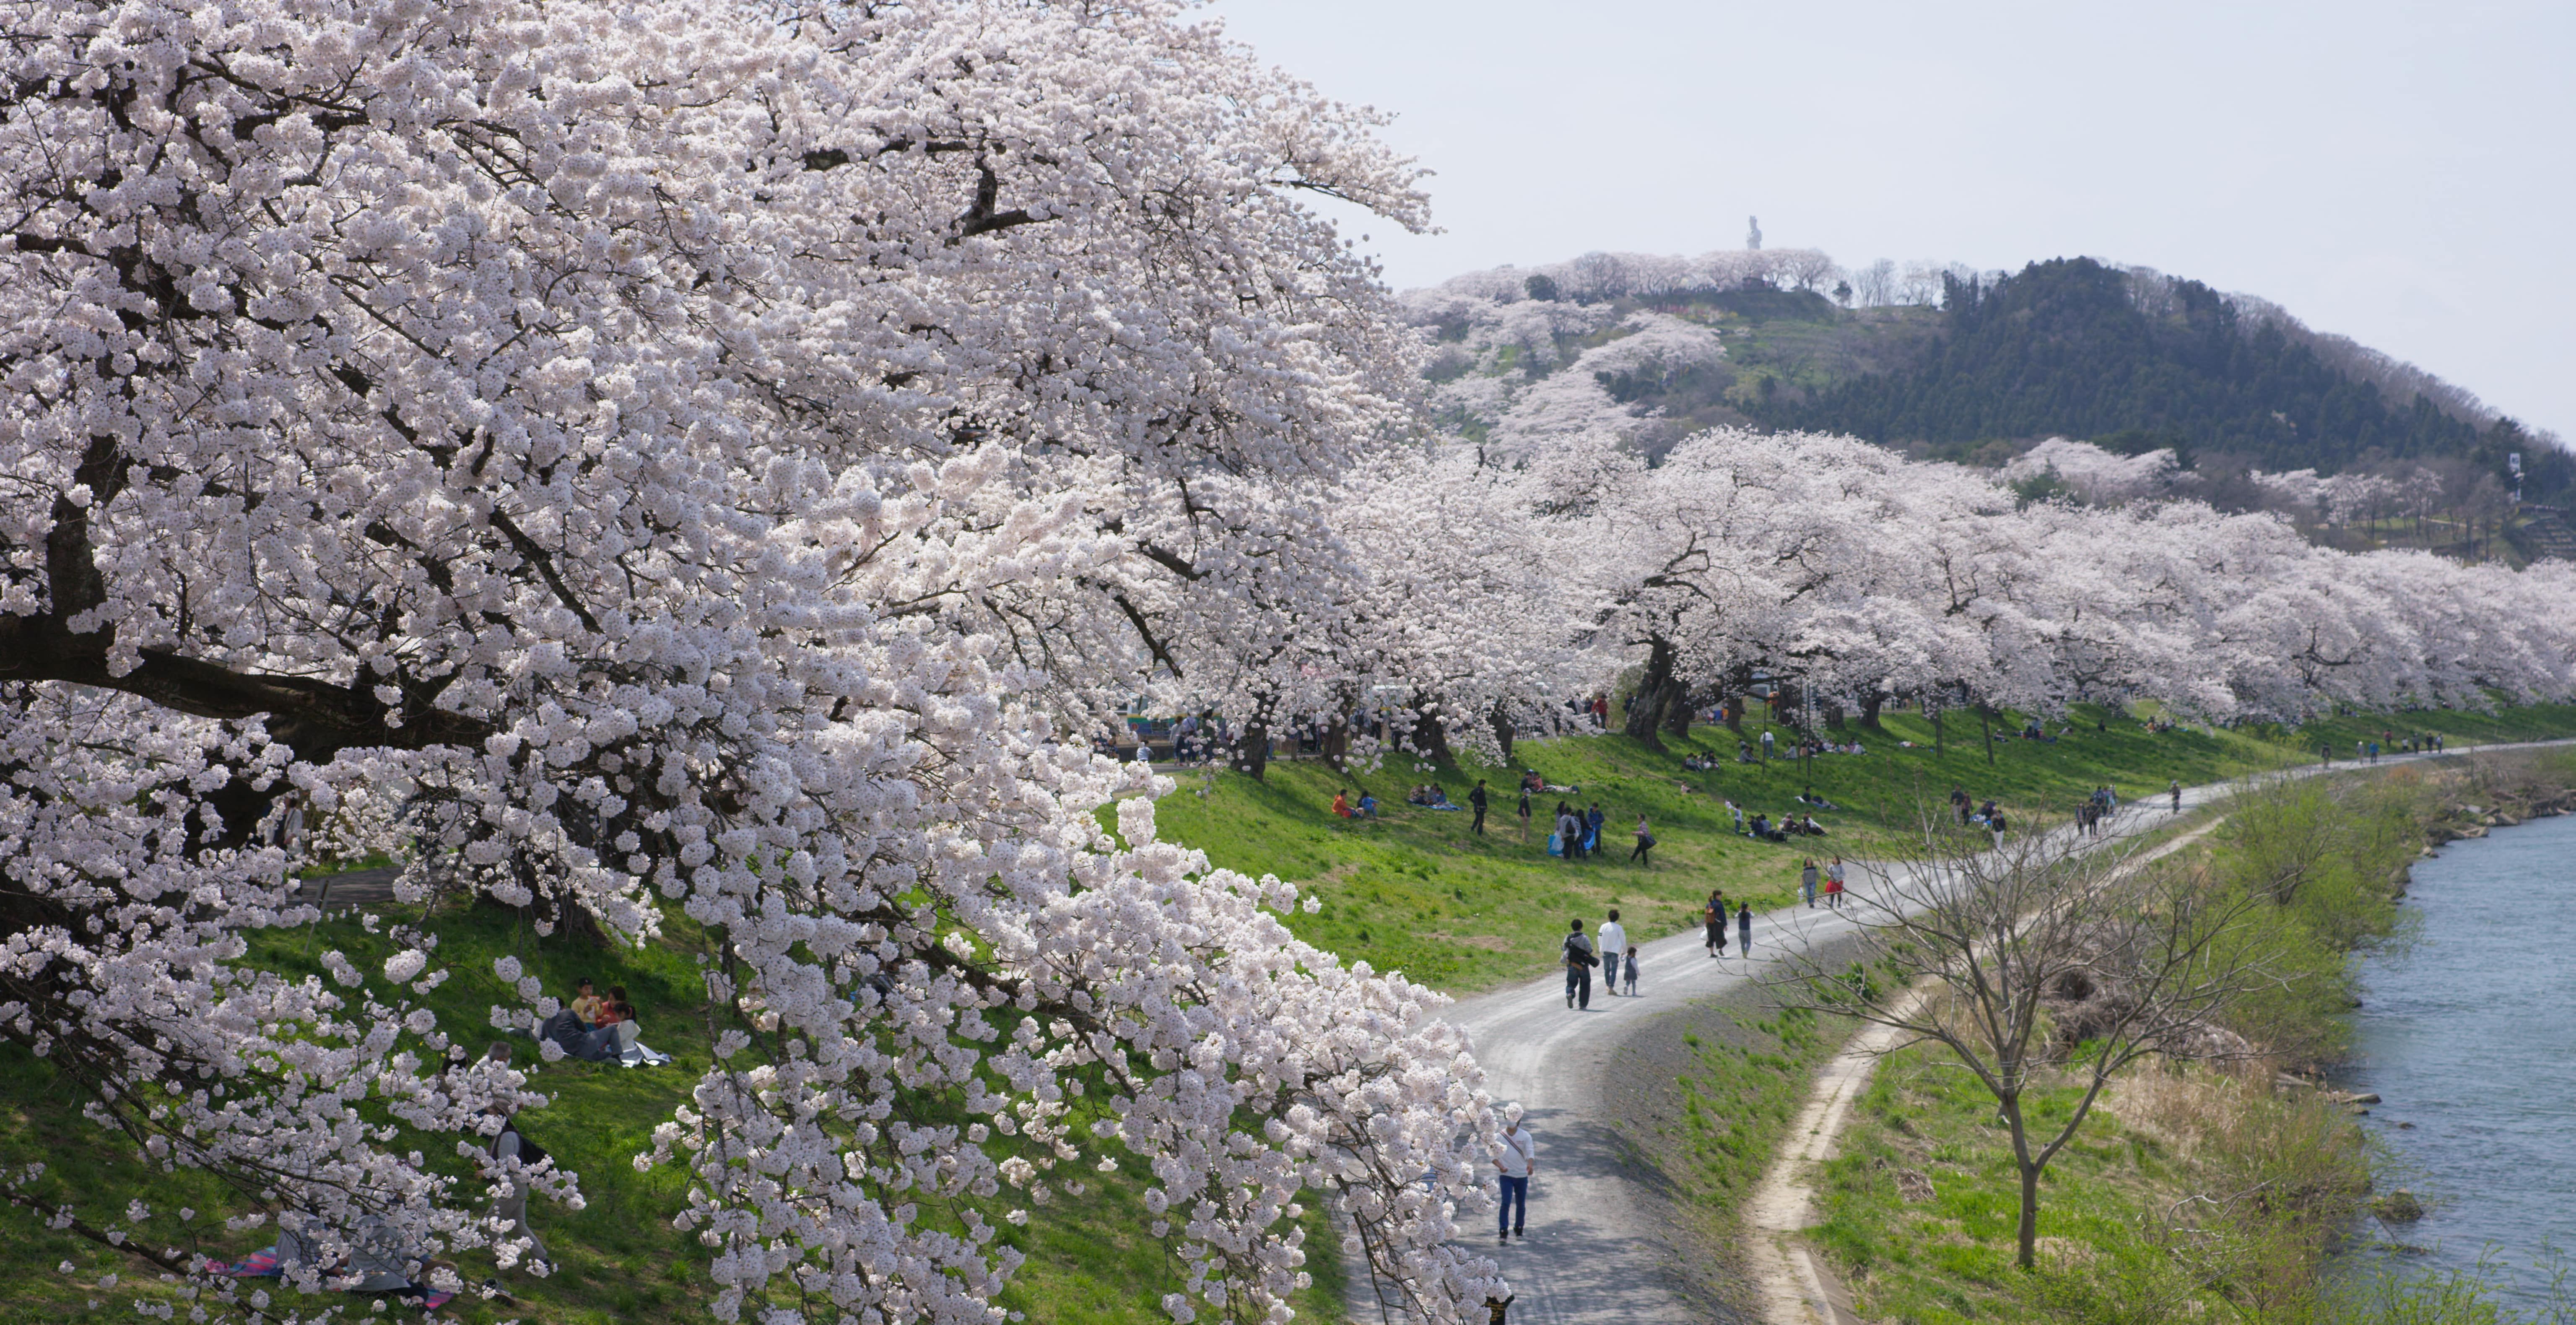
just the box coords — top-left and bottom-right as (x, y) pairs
(1742, 813), (2225, 1325)
(1350, 740), (2569, 1325)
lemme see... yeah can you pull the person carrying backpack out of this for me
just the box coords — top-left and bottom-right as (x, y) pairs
(1562, 920), (1597, 1010)
(1704, 891), (1728, 957)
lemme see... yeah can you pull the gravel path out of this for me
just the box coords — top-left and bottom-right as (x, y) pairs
(1350, 742), (2569, 1325)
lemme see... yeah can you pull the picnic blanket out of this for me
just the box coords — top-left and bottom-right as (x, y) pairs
(207, 1246), (280, 1278)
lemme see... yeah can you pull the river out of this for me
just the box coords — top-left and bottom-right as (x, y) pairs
(2339, 808), (2576, 1309)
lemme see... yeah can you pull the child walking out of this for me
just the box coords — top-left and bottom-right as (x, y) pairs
(1622, 945), (1640, 996)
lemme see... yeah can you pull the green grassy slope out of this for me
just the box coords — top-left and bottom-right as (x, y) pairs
(0, 900), (1345, 1324)
(1153, 700), (2576, 994)
(8, 700), (2573, 1321)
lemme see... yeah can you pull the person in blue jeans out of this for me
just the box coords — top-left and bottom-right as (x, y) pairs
(1493, 1103), (1535, 1242)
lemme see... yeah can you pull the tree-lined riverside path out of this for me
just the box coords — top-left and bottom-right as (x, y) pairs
(1348, 743), (2571, 1325)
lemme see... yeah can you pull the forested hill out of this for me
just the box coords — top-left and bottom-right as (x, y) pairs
(1750, 257), (2565, 495)
(1407, 252), (2568, 510)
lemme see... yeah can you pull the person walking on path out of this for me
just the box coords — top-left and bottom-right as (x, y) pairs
(1735, 900), (1753, 956)
(1562, 920), (1597, 1009)
(1621, 945), (1640, 997)
(1492, 1104), (1535, 1243)
(2169, 779), (2182, 814)
(1597, 910), (1628, 994)
(1704, 891), (1728, 957)
(1470, 780), (1489, 836)
(1629, 814), (1655, 866)
(1825, 856), (1846, 909)
(1800, 858), (1819, 907)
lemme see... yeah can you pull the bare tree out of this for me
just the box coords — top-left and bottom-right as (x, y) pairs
(1854, 258), (1897, 307)
(1767, 812), (2274, 1270)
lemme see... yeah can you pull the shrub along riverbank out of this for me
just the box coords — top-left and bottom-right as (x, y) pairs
(5, 709), (2573, 1322)
(1807, 748), (2576, 1325)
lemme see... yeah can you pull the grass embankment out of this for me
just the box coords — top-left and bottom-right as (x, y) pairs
(1806, 751), (2576, 1325)
(8, 707), (2574, 1322)
(0, 899), (1345, 1324)
(1153, 700), (2576, 994)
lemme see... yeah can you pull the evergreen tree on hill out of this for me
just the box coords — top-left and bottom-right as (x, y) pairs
(1758, 257), (2567, 496)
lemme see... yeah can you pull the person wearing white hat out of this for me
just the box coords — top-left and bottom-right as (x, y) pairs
(1492, 1103), (1536, 1243)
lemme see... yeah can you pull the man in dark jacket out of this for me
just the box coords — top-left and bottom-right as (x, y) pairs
(1562, 920), (1597, 1009)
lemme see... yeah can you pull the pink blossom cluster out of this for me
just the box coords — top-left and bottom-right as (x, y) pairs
(0, 0), (1507, 1319)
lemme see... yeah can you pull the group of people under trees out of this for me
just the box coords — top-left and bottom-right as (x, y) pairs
(1724, 799), (1828, 844)
(1548, 801), (1658, 865)
(536, 978), (644, 1064)
(1948, 785), (2012, 845)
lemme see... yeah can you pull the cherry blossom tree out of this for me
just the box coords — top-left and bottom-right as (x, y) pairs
(0, 0), (1512, 1321)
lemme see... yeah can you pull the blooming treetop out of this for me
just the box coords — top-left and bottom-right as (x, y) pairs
(0, 0), (1511, 1320)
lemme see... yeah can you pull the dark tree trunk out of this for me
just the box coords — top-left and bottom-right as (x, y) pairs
(1662, 683), (1696, 739)
(1405, 701), (1454, 765)
(1821, 696), (1847, 730)
(2015, 1157), (2041, 1270)
(1859, 691), (1887, 730)
(1321, 717), (1350, 770)
(1621, 637), (1684, 751)
(1233, 717), (1271, 782)
(1723, 696), (1744, 735)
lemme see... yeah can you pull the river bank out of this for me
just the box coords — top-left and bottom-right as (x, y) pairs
(2337, 787), (2576, 1313)
(1794, 748), (2576, 1325)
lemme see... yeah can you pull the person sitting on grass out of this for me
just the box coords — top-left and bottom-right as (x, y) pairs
(1332, 790), (1354, 818)
(1356, 790), (1379, 818)
(567, 978), (603, 1025)
(593, 985), (631, 1027)
(1406, 785), (1431, 806)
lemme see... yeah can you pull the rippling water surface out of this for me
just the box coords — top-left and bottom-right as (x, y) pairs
(2340, 809), (2576, 1307)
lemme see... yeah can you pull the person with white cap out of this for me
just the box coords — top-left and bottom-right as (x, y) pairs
(1492, 1102), (1536, 1243)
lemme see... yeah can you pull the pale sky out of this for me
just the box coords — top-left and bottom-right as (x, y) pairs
(1210, 0), (2576, 444)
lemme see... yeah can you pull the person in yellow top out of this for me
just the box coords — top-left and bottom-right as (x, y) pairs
(567, 978), (603, 1025)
